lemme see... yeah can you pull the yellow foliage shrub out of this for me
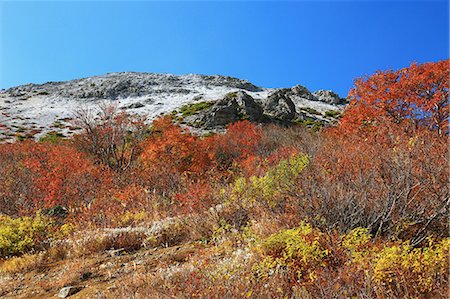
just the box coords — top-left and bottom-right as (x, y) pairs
(229, 154), (309, 208)
(0, 212), (73, 258)
(117, 210), (147, 227)
(0, 253), (42, 274)
(342, 227), (449, 296)
(371, 238), (449, 294)
(342, 227), (372, 263)
(0, 212), (55, 257)
(252, 223), (449, 297)
(255, 222), (328, 281)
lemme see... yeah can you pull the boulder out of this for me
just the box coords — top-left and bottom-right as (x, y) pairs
(202, 96), (240, 128)
(58, 286), (82, 298)
(224, 91), (263, 121)
(312, 90), (342, 105)
(263, 89), (297, 121)
(200, 91), (263, 128)
(126, 102), (145, 109)
(291, 85), (314, 100)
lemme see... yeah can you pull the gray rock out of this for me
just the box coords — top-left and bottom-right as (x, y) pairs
(3, 73), (263, 100)
(224, 91), (263, 121)
(202, 96), (240, 128)
(291, 85), (314, 100)
(197, 91), (264, 128)
(127, 102), (145, 109)
(263, 89), (297, 121)
(58, 286), (82, 298)
(312, 90), (342, 105)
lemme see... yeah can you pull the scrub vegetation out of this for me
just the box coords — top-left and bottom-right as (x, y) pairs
(0, 60), (448, 298)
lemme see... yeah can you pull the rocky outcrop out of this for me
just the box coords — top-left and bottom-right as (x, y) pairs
(291, 85), (315, 100)
(263, 89), (298, 121)
(201, 96), (240, 128)
(3, 73), (263, 100)
(0, 72), (345, 142)
(195, 91), (263, 128)
(312, 90), (343, 105)
(185, 90), (320, 129)
(228, 91), (264, 122)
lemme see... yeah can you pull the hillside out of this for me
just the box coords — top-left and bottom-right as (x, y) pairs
(0, 73), (345, 142)
(0, 60), (448, 299)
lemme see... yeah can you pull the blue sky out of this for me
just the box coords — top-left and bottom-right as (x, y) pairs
(0, 1), (448, 96)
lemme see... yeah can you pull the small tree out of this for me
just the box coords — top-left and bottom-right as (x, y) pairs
(72, 103), (148, 171)
(342, 59), (449, 135)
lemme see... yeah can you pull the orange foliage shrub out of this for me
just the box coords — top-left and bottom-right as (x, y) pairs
(341, 59), (449, 135)
(141, 116), (213, 175)
(0, 142), (111, 216)
(211, 120), (263, 173)
(138, 118), (265, 211)
(296, 60), (449, 243)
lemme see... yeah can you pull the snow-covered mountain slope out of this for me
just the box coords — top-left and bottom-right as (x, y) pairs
(0, 72), (346, 142)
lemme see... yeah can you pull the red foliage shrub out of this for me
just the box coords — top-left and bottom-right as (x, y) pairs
(210, 120), (263, 173)
(0, 141), (111, 216)
(141, 116), (213, 176)
(341, 59), (449, 135)
(174, 182), (214, 213)
(295, 60), (449, 243)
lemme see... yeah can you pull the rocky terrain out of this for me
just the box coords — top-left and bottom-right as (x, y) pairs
(0, 72), (346, 142)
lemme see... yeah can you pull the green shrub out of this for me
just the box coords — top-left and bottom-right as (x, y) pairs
(179, 101), (214, 117)
(324, 110), (341, 118)
(52, 121), (65, 129)
(301, 107), (321, 115)
(15, 134), (26, 141)
(15, 126), (26, 133)
(292, 119), (324, 131)
(38, 131), (65, 143)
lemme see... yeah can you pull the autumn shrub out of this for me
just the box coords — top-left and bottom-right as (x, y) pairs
(0, 212), (60, 257)
(228, 154), (309, 210)
(342, 59), (449, 135)
(72, 104), (148, 171)
(0, 141), (111, 217)
(174, 182), (217, 213)
(117, 210), (147, 227)
(254, 222), (330, 284)
(370, 238), (449, 296)
(341, 228), (449, 297)
(138, 116), (215, 206)
(292, 60), (449, 242)
(296, 114), (449, 243)
(0, 253), (43, 274)
(141, 116), (213, 176)
(108, 222), (448, 298)
(1, 240), (70, 275)
(211, 120), (263, 174)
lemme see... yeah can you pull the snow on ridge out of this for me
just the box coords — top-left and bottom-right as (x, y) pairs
(0, 80), (270, 142)
(0, 72), (342, 143)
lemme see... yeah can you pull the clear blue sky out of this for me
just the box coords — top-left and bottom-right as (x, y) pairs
(1, 1), (448, 96)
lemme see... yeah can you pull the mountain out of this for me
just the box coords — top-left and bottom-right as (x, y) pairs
(0, 72), (347, 142)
